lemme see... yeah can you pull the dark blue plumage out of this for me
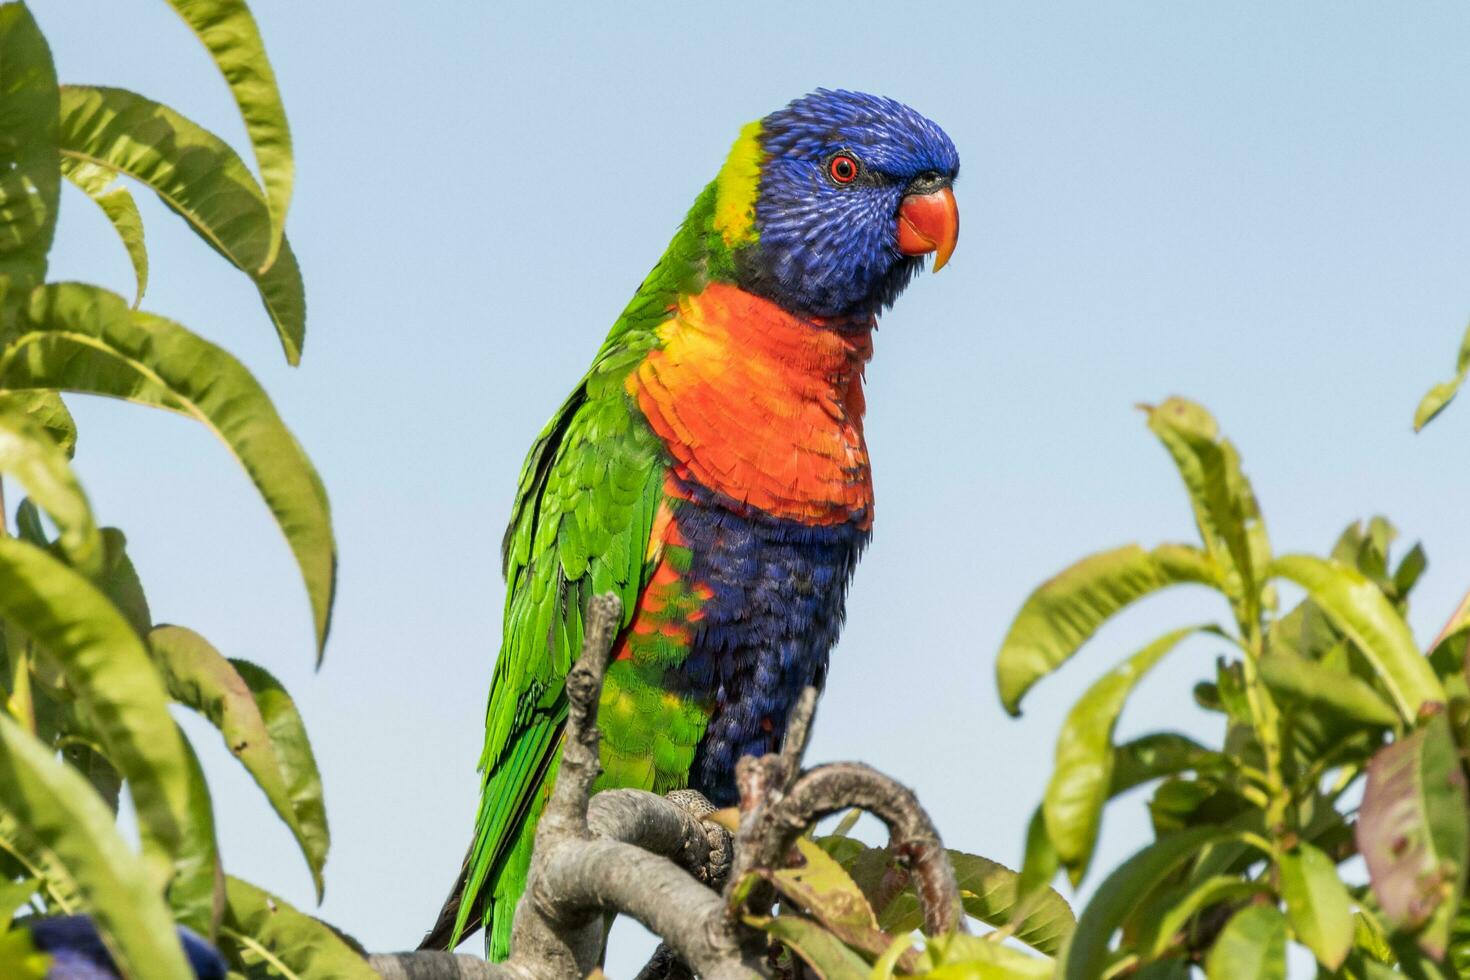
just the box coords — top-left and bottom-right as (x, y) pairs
(22, 916), (225, 979)
(667, 477), (869, 804)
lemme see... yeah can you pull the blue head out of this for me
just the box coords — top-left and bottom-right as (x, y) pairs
(713, 89), (960, 319)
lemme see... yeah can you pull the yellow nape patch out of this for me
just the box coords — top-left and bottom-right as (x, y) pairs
(713, 120), (764, 247)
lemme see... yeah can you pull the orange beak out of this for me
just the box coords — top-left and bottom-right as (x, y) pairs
(896, 186), (959, 271)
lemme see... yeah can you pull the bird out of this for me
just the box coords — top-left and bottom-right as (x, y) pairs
(423, 88), (959, 960)
(0, 916), (226, 979)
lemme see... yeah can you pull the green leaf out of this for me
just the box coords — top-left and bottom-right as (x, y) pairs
(746, 914), (870, 980)
(1358, 712), (1469, 958)
(1414, 320), (1470, 431)
(0, 537), (190, 887)
(1204, 904), (1286, 980)
(150, 626), (325, 896)
(95, 528), (151, 638)
(0, 406), (99, 575)
(0, 4), (60, 288)
(0, 876), (37, 931)
(877, 850), (1074, 957)
(1279, 842), (1353, 969)
(766, 838), (890, 961)
(1258, 651), (1401, 729)
(0, 391), (75, 459)
(915, 932), (1053, 979)
(1109, 732), (1226, 795)
(163, 0), (293, 272)
(1044, 626), (1201, 882)
(230, 659), (328, 900)
(220, 876), (375, 980)
(1057, 826), (1232, 980)
(0, 712), (194, 979)
(0, 808), (79, 913)
(1140, 874), (1271, 959)
(1016, 807), (1061, 920)
(1269, 554), (1444, 721)
(57, 85), (305, 363)
(996, 543), (1218, 715)
(59, 158), (147, 307)
(1145, 397), (1268, 604)
(169, 728), (225, 940)
(11, 283), (336, 655)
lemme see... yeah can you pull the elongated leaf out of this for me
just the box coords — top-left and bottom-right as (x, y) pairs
(230, 659), (328, 900)
(57, 85), (304, 363)
(0, 713), (193, 979)
(1058, 826), (1232, 980)
(150, 626), (324, 896)
(0, 537), (189, 886)
(0, 5), (59, 287)
(1145, 398), (1266, 601)
(1205, 904), (1286, 980)
(220, 876), (373, 980)
(0, 810), (80, 913)
(1358, 712), (1469, 958)
(997, 543), (1218, 714)
(1415, 321), (1470, 431)
(0, 406), (98, 575)
(876, 850), (1074, 956)
(0, 877), (37, 931)
(1270, 555), (1443, 721)
(1045, 626), (1201, 882)
(1259, 651), (1400, 729)
(1110, 732), (1225, 795)
(0, 392), (75, 460)
(1141, 874), (1270, 959)
(59, 158), (147, 306)
(767, 838), (890, 961)
(1280, 842), (1353, 969)
(0, 387), (76, 461)
(916, 932), (1052, 979)
(169, 729), (224, 940)
(163, 0), (292, 271)
(95, 528), (151, 638)
(1017, 807), (1061, 918)
(11, 283), (335, 655)
(746, 914), (869, 980)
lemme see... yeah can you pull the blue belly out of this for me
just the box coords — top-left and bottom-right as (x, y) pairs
(665, 479), (870, 804)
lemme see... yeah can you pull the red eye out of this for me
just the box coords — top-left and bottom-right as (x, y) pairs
(828, 154), (858, 184)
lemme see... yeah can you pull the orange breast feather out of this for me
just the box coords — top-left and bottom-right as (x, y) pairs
(628, 283), (874, 527)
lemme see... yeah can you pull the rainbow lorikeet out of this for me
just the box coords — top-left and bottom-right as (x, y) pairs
(424, 89), (959, 959)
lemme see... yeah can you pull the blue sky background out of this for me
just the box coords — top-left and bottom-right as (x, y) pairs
(35, 2), (1470, 973)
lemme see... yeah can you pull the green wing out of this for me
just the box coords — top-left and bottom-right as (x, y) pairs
(446, 185), (725, 956)
(451, 361), (665, 953)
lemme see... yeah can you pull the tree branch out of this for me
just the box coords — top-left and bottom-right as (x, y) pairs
(367, 596), (963, 977)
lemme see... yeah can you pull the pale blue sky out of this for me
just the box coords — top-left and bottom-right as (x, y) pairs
(35, 2), (1470, 974)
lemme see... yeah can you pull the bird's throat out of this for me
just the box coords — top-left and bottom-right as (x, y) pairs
(628, 283), (875, 528)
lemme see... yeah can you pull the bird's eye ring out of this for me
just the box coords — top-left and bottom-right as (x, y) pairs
(828, 153), (859, 185)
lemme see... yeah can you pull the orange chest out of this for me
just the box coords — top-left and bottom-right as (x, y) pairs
(627, 283), (875, 528)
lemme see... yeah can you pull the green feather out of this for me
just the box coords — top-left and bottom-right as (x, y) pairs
(451, 183), (735, 957)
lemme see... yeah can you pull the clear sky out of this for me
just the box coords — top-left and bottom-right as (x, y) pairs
(36, 2), (1470, 974)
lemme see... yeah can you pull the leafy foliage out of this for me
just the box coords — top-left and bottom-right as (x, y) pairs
(992, 396), (1470, 975)
(0, 1), (347, 975)
(751, 832), (1074, 978)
